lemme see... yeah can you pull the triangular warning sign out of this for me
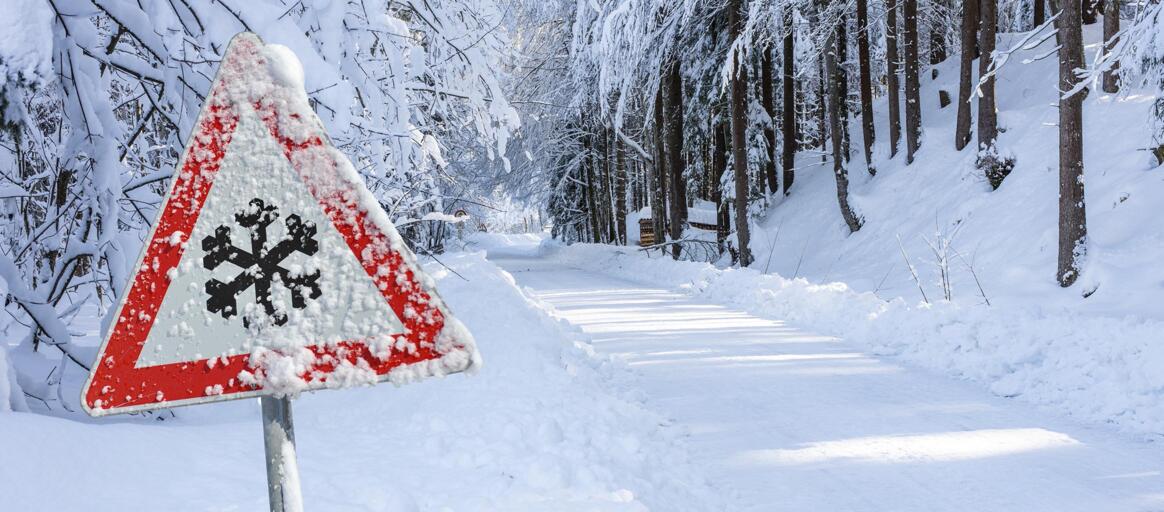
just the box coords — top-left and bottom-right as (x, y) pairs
(82, 33), (479, 417)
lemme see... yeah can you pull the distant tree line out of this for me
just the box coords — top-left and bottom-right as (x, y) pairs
(538, 0), (1147, 289)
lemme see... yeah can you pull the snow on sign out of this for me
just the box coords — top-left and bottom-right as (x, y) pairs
(82, 33), (479, 417)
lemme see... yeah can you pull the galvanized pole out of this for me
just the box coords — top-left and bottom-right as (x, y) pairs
(261, 396), (303, 512)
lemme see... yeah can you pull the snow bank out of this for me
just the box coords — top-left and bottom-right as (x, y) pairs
(548, 242), (1164, 439)
(0, 251), (719, 511)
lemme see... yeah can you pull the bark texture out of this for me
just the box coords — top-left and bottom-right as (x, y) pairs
(665, 59), (688, 259)
(651, 87), (667, 246)
(978, 0), (998, 151)
(857, 0), (876, 174)
(582, 121), (600, 242)
(825, 20), (863, 233)
(886, 0), (902, 158)
(955, 0), (979, 151)
(1103, 0), (1120, 94)
(904, 0), (922, 164)
(603, 127), (616, 242)
(836, 12), (850, 162)
(615, 134), (628, 244)
(712, 118), (730, 249)
(818, 57), (828, 163)
(979, 0), (1009, 189)
(761, 47), (780, 194)
(782, 5), (797, 193)
(1053, 0), (1088, 287)
(729, 0), (753, 266)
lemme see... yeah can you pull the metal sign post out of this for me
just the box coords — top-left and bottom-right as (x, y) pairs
(261, 396), (302, 512)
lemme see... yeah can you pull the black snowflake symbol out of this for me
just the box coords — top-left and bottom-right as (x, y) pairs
(202, 198), (322, 327)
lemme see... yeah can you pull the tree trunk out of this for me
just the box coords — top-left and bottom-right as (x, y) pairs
(646, 167), (658, 241)
(979, 0), (1008, 188)
(1082, 0), (1101, 25)
(886, 0), (902, 158)
(761, 46), (780, 194)
(630, 158), (641, 211)
(818, 57), (828, 164)
(824, 20), (863, 234)
(955, 0), (979, 151)
(836, 11), (851, 162)
(857, 0), (875, 174)
(712, 118), (730, 250)
(1102, 0), (1120, 93)
(582, 123), (600, 242)
(702, 132), (713, 201)
(665, 59), (687, 260)
(643, 160), (650, 211)
(729, 0), (754, 266)
(782, 4), (797, 194)
(1034, 0), (1045, 28)
(978, 0), (998, 150)
(602, 134), (612, 243)
(815, 0), (860, 231)
(753, 52), (768, 197)
(591, 125), (605, 243)
(615, 132), (628, 245)
(651, 87), (667, 245)
(1053, 0), (1087, 287)
(603, 126), (616, 243)
(904, 0), (922, 164)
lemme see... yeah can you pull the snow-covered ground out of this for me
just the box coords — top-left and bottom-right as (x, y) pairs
(486, 240), (1164, 511)
(0, 252), (719, 511)
(5, 14), (1164, 511)
(750, 21), (1164, 320)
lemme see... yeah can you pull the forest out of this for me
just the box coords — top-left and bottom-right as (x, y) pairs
(540, 0), (1144, 284)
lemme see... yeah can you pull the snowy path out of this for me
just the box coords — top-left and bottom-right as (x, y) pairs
(493, 255), (1164, 512)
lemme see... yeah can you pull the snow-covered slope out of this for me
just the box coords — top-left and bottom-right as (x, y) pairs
(756, 20), (1161, 318)
(0, 252), (720, 511)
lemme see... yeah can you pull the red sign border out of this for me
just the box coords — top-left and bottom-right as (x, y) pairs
(82, 33), (474, 417)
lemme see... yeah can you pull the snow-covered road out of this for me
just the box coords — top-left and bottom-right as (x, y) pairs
(494, 255), (1164, 512)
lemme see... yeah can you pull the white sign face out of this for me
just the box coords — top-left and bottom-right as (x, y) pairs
(137, 105), (405, 368)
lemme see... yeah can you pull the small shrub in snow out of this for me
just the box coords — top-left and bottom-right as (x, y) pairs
(978, 145), (1017, 190)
